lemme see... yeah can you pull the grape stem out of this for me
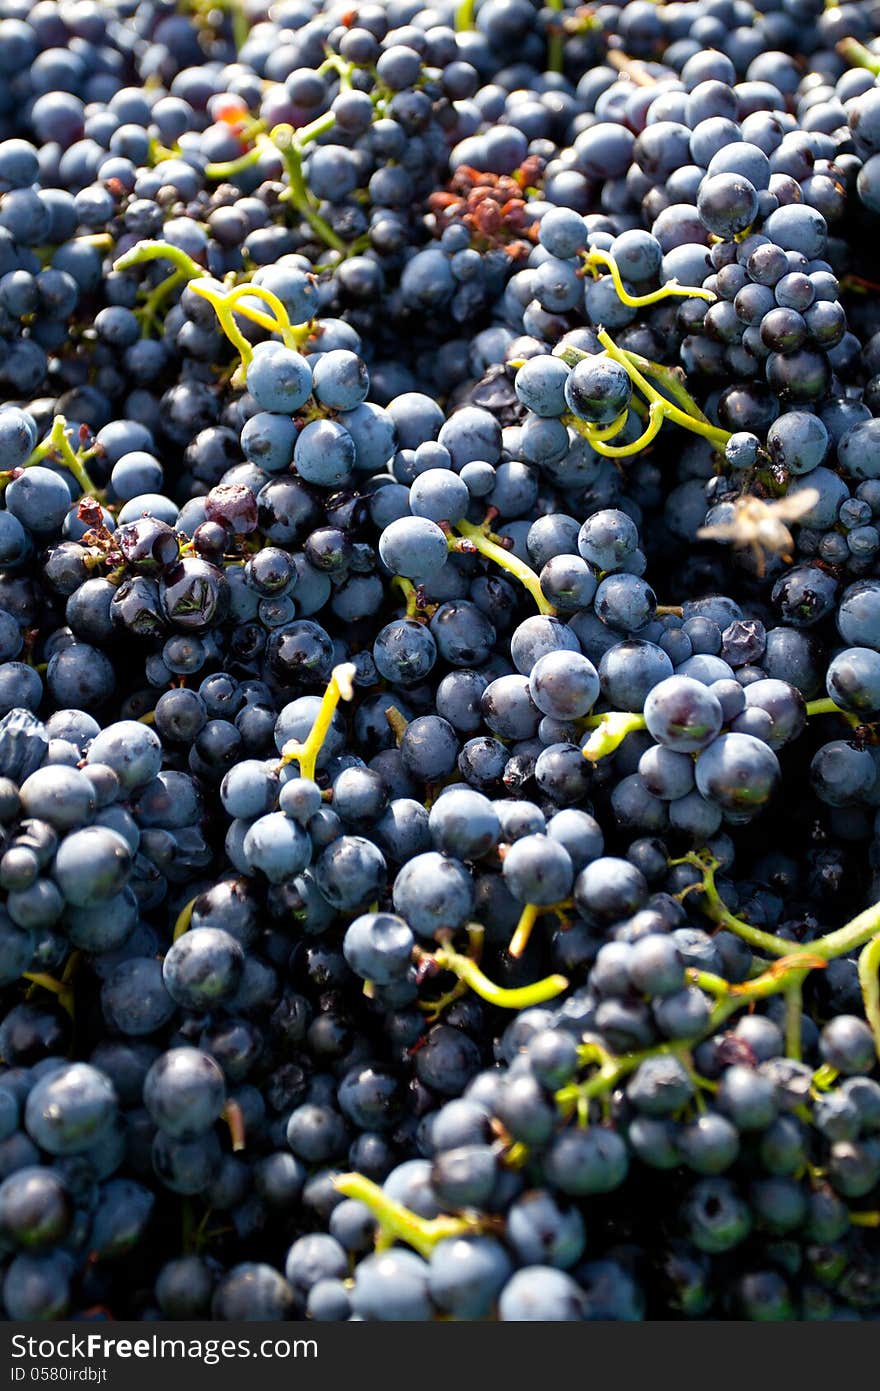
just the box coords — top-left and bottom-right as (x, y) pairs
(581, 711), (646, 761)
(837, 37), (880, 74)
(784, 981), (804, 1062)
(605, 51), (661, 85)
(552, 881), (880, 1114)
(805, 696), (860, 729)
(858, 933), (880, 1062)
(280, 663), (357, 781)
(669, 849), (801, 958)
(583, 247), (716, 309)
(390, 575), (421, 620)
(454, 0), (477, 31)
(558, 329), (732, 457)
(173, 895), (198, 942)
(113, 241), (204, 281)
(223, 1100), (246, 1152)
(509, 902), (541, 958)
(452, 520), (555, 614)
(270, 123), (348, 253)
(113, 241), (205, 335)
(546, 0), (564, 73)
(24, 416), (96, 497)
(428, 943), (568, 1009)
(334, 1172), (482, 1257)
(21, 971), (75, 1018)
(384, 705), (409, 744)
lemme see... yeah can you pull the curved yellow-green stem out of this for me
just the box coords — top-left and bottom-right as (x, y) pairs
(509, 902), (540, 959)
(585, 408), (630, 443)
(173, 895), (198, 942)
(557, 332), (731, 457)
(669, 850), (799, 958)
(269, 123), (348, 254)
(223, 1100), (246, 1152)
(205, 142), (265, 181)
(553, 891), (880, 1112)
(333, 1173), (479, 1258)
(26, 416), (95, 496)
(581, 711), (646, 761)
(626, 352), (714, 424)
(546, 0), (564, 72)
(585, 248), (717, 309)
(597, 329), (731, 452)
(566, 401), (664, 459)
(189, 278), (255, 366)
(223, 280), (311, 349)
(784, 981), (803, 1061)
(433, 944), (568, 1009)
(453, 520), (555, 614)
(280, 663), (357, 782)
(859, 933), (880, 1061)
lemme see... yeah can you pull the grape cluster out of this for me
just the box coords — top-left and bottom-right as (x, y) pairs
(3, 0), (880, 1326)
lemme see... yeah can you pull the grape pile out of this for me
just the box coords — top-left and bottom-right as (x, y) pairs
(5, 0), (880, 1325)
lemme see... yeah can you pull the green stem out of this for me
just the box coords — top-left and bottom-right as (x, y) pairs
(205, 144), (265, 181)
(784, 981), (803, 1062)
(564, 401), (664, 458)
(837, 38), (880, 74)
(813, 1062), (839, 1090)
(584, 248), (715, 309)
(113, 240), (204, 281)
(431, 945), (568, 1010)
(189, 278), (254, 371)
(270, 125), (347, 253)
(858, 933), (880, 1063)
(223, 1100), (246, 1152)
(597, 328), (732, 452)
(391, 576), (420, 619)
(670, 850), (798, 957)
(553, 893), (880, 1112)
(26, 417), (95, 496)
(173, 895), (198, 942)
(138, 265), (187, 333)
(294, 111), (338, 148)
(805, 696), (859, 729)
(22, 971), (75, 1019)
(333, 1173), (480, 1258)
(223, 281), (311, 349)
(318, 56), (355, 90)
(580, 711), (646, 761)
(114, 241), (205, 334)
(622, 352), (714, 425)
(546, 0), (564, 72)
(279, 663), (356, 781)
(454, 0), (477, 31)
(453, 520), (555, 614)
(231, 0), (248, 50)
